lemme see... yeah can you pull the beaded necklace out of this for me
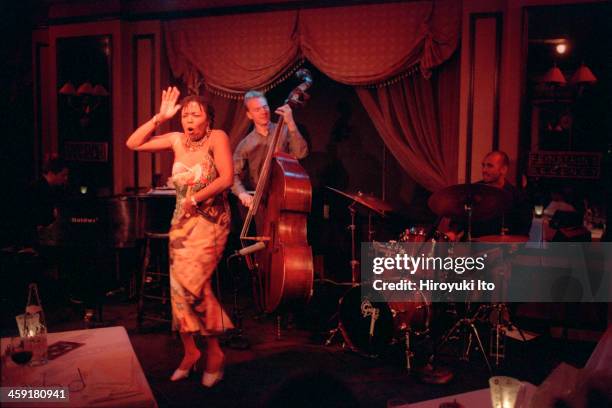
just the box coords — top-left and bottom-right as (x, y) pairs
(185, 127), (212, 152)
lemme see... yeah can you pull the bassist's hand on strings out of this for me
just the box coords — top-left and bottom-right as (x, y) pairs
(275, 104), (297, 132)
(239, 192), (254, 208)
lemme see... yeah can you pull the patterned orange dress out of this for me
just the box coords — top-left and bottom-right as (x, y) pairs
(169, 149), (233, 335)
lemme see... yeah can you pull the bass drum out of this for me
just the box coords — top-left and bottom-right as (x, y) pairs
(387, 291), (431, 337)
(338, 286), (393, 356)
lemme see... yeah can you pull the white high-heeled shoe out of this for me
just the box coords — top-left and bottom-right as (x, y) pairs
(202, 356), (225, 388)
(170, 353), (201, 381)
(170, 365), (195, 381)
(202, 369), (224, 387)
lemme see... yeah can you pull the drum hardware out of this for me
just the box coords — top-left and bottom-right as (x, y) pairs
(349, 202), (360, 286)
(435, 304), (493, 373)
(432, 249), (503, 372)
(326, 187), (393, 216)
(437, 302), (526, 369)
(424, 183), (525, 372)
(324, 325), (341, 347)
(321, 189), (451, 369)
(476, 245), (527, 367)
(400, 322), (432, 373)
(323, 187), (393, 351)
(404, 331), (414, 371)
(326, 186), (393, 286)
(487, 303), (527, 367)
(434, 239), (529, 370)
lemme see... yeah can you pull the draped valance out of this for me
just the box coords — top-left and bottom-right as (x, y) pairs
(164, 0), (460, 95)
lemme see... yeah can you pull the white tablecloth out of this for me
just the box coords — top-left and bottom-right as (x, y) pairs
(402, 383), (537, 408)
(1, 326), (157, 407)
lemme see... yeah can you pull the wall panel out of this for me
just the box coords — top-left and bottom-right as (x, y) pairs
(465, 13), (502, 182)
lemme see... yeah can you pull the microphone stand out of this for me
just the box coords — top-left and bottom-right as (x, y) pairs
(220, 241), (268, 350)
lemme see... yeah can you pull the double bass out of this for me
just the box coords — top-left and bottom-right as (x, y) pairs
(239, 69), (314, 313)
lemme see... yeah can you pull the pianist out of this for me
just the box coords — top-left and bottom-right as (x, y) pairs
(21, 157), (69, 249)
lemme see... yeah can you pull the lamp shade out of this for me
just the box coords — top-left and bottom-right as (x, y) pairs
(58, 82), (76, 95)
(541, 65), (567, 85)
(570, 64), (597, 84)
(92, 84), (109, 96)
(76, 82), (94, 95)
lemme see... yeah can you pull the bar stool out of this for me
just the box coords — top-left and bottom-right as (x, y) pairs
(137, 231), (171, 330)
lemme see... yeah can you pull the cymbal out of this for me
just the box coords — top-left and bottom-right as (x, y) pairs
(474, 235), (529, 243)
(326, 186), (392, 215)
(428, 183), (511, 221)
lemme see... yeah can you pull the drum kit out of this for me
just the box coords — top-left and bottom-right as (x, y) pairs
(323, 183), (529, 380)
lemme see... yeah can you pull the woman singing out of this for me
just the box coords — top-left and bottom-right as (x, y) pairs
(126, 87), (233, 387)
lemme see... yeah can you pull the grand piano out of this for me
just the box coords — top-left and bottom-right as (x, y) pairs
(35, 191), (176, 312)
(38, 191), (175, 248)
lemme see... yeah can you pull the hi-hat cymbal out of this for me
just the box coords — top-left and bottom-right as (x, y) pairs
(428, 183), (511, 221)
(326, 186), (392, 215)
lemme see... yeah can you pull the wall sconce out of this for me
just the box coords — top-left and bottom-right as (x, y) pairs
(58, 81), (109, 127)
(539, 62), (597, 102)
(570, 63), (597, 97)
(570, 63), (597, 85)
(541, 63), (567, 85)
(539, 63), (597, 87)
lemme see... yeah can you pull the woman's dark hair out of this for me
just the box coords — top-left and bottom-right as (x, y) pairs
(180, 95), (215, 128)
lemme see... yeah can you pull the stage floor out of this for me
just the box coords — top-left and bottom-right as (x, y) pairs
(10, 285), (595, 408)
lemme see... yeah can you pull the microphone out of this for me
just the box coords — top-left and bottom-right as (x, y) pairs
(235, 242), (266, 257)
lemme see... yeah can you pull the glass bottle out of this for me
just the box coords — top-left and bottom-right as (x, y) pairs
(24, 283), (48, 366)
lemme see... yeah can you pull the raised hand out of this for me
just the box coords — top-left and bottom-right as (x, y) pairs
(158, 86), (182, 122)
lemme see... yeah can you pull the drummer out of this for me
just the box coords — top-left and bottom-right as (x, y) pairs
(444, 151), (532, 241)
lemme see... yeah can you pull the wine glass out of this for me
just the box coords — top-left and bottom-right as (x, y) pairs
(7, 337), (33, 385)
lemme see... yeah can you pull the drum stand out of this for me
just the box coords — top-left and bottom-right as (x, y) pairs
(325, 202), (376, 349)
(325, 203), (360, 348)
(403, 330), (416, 372)
(349, 203), (360, 287)
(434, 190), (494, 371)
(488, 303), (527, 366)
(436, 304), (493, 373)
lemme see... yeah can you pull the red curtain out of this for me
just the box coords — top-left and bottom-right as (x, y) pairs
(163, 0), (461, 185)
(356, 55), (460, 191)
(164, 1), (460, 91)
(165, 10), (300, 94)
